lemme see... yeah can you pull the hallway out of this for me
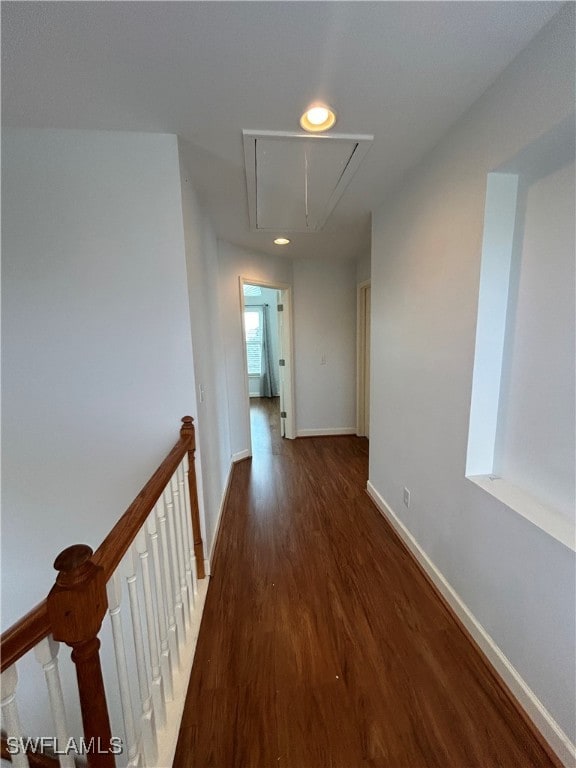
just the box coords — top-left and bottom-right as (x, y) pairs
(174, 400), (557, 768)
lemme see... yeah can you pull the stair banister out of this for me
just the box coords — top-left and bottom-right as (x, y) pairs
(47, 544), (114, 768)
(1, 416), (206, 767)
(180, 416), (206, 580)
(93, 417), (204, 580)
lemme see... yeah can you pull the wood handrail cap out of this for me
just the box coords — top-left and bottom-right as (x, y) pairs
(181, 415), (196, 437)
(54, 544), (93, 572)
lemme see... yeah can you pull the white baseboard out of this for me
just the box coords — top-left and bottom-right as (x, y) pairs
(366, 480), (576, 768)
(204, 459), (236, 575)
(232, 448), (251, 462)
(296, 427), (357, 437)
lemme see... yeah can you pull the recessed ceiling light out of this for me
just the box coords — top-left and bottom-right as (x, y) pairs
(300, 104), (337, 133)
(274, 237), (290, 245)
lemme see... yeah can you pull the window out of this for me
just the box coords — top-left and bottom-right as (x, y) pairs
(243, 284), (262, 297)
(244, 308), (263, 375)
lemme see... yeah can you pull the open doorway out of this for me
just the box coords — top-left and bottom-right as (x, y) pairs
(239, 278), (296, 454)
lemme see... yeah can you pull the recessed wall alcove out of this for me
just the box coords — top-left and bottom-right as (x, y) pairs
(466, 114), (575, 551)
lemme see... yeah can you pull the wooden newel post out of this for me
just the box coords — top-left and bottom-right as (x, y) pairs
(181, 416), (206, 579)
(47, 545), (116, 768)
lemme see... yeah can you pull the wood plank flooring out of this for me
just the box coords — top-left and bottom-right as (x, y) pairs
(174, 397), (559, 768)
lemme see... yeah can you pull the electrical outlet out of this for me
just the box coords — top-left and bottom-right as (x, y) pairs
(403, 487), (411, 508)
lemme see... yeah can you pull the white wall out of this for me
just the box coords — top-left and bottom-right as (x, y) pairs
(370, 5), (575, 746)
(216, 244), (359, 448)
(495, 161), (575, 518)
(356, 249), (371, 284)
(216, 241), (292, 456)
(178, 140), (232, 561)
(466, 173), (520, 477)
(293, 258), (357, 435)
(2, 129), (197, 629)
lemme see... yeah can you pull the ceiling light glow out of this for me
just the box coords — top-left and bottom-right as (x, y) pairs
(307, 107), (330, 125)
(300, 104), (337, 133)
(274, 237), (290, 245)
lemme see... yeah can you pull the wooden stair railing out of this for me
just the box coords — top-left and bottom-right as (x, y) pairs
(1, 740), (60, 768)
(1, 731), (64, 768)
(0, 417), (206, 768)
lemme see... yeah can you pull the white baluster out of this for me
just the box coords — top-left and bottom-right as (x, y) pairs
(106, 572), (142, 768)
(170, 474), (191, 631)
(124, 548), (157, 766)
(147, 508), (174, 701)
(164, 484), (187, 647)
(178, 460), (196, 612)
(33, 637), (75, 768)
(135, 527), (166, 729)
(0, 664), (30, 768)
(182, 454), (199, 599)
(156, 494), (181, 670)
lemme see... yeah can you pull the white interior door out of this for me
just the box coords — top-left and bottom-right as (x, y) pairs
(365, 285), (371, 438)
(277, 288), (295, 439)
(277, 293), (286, 437)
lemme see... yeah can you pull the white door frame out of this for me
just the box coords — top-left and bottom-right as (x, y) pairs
(356, 279), (371, 437)
(239, 276), (296, 444)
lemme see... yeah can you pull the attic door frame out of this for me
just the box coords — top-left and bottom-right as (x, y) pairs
(239, 276), (296, 444)
(242, 129), (374, 232)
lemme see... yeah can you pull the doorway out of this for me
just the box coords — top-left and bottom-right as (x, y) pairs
(357, 280), (371, 438)
(239, 278), (296, 453)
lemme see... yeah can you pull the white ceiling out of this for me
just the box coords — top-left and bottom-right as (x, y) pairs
(1, 1), (562, 261)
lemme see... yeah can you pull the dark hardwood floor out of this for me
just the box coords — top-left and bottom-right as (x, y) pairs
(174, 397), (559, 768)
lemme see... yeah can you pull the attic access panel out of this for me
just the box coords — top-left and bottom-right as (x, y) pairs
(243, 130), (373, 232)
